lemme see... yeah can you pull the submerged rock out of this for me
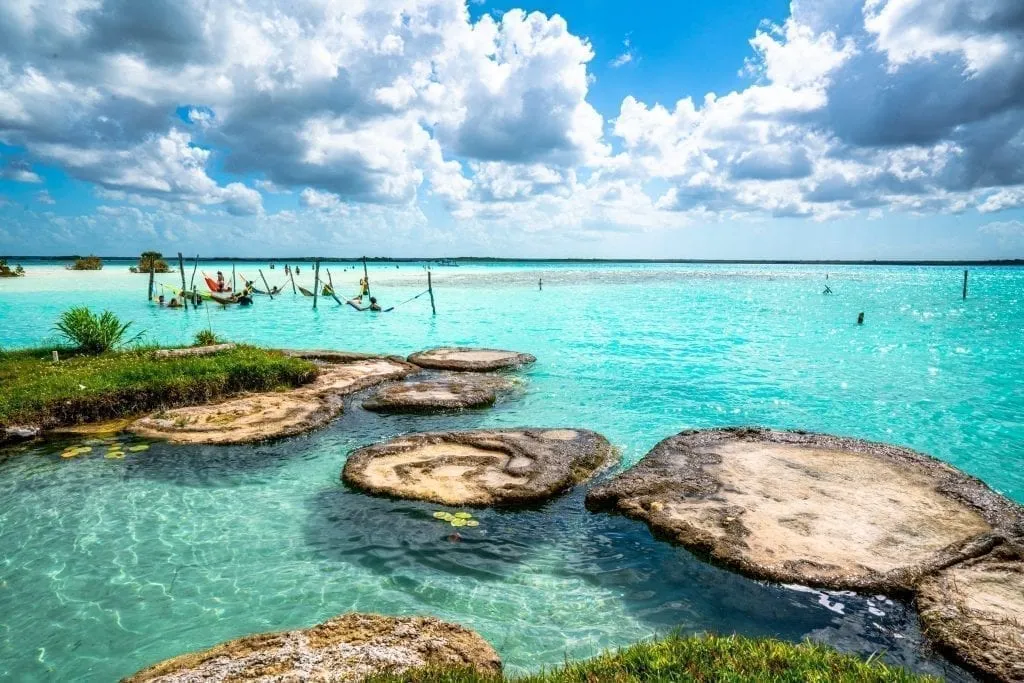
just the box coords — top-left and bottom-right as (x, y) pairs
(407, 347), (536, 372)
(917, 542), (1024, 683)
(3, 425), (40, 440)
(362, 374), (518, 413)
(585, 427), (1023, 592)
(344, 428), (615, 506)
(131, 358), (417, 445)
(122, 613), (501, 682)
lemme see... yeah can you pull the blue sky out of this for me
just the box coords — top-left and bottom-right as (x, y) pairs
(1, 0), (1023, 259)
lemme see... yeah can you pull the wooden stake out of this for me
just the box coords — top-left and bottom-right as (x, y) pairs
(178, 252), (188, 310)
(313, 259), (321, 309)
(363, 256), (370, 297)
(289, 266), (297, 294)
(190, 254), (199, 292)
(962, 269), (968, 300)
(232, 263), (236, 292)
(148, 262), (155, 301)
(428, 269), (436, 315)
(259, 269), (274, 300)
(325, 269), (343, 305)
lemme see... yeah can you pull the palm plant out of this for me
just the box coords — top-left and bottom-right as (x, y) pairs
(54, 308), (143, 354)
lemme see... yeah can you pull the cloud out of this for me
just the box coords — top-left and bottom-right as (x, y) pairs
(0, 159), (41, 183)
(610, 36), (636, 68)
(0, 0), (1022, 252)
(978, 220), (1024, 247)
(35, 189), (55, 204)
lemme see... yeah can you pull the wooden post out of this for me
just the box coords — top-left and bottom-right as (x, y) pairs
(259, 269), (274, 300)
(190, 254), (199, 292)
(962, 269), (968, 300)
(362, 256), (370, 296)
(427, 269), (436, 315)
(313, 259), (321, 309)
(232, 263), (236, 292)
(148, 262), (155, 301)
(325, 269), (343, 305)
(289, 266), (297, 294)
(177, 252), (188, 309)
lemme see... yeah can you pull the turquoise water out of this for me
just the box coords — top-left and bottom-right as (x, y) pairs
(1, 261), (1021, 681)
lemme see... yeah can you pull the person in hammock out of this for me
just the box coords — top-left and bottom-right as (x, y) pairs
(348, 296), (382, 312)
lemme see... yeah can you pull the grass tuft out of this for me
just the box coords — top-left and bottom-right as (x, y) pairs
(366, 634), (936, 683)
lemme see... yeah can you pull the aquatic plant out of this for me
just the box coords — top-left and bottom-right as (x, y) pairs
(54, 307), (143, 354)
(0, 259), (25, 278)
(133, 251), (171, 274)
(69, 256), (103, 270)
(432, 511), (480, 528)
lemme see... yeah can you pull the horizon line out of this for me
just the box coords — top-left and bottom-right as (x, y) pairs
(3, 255), (1023, 266)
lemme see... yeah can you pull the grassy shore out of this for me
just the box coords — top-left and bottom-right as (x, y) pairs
(368, 634), (934, 683)
(0, 345), (316, 431)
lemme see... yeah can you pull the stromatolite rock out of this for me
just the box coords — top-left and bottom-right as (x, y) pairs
(362, 374), (518, 413)
(407, 347), (535, 372)
(917, 542), (1024, 683)
(585, 427), (1023, 592)
(131, 358), (418, 444)
(122, 613), (501, 682)
(344, 428), (615, 506)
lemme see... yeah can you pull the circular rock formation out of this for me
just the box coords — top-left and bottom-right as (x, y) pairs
(585, 427), (1023, 592)
(344, 428), (614, 506)
(407, 347), (535, 372)
(130, 393), (341, 445)
(362, 374), (517, 413)
(131, 358), (417, 444)
(123, 613), (501, 682)
(917, 542), (1024, 682)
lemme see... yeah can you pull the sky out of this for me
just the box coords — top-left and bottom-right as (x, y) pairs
(1, 0), (1023, 259)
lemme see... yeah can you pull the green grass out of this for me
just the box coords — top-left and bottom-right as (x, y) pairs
(367, 634), (935, 683)
(0, 345), (316, 429)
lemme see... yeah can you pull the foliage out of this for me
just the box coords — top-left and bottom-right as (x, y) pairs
(0, 258), (25, 278)
(134, 251), (171, 273)
(69, 255), (103, 270)
(366, 634), (935, 683)
(54, 308), (142, 354)
(194, 329), (219, 346)
(0, 345), (316, 429)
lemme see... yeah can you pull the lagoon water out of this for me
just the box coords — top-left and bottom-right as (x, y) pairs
(1, 261), (1021, 681)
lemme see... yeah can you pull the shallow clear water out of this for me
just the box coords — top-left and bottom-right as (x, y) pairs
(1, 261), (1021, 681)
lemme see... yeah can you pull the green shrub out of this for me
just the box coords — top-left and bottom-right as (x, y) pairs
(194, 329), (219, 346)
(134, 251), (171, 273)
(54, 308), (143, 354)
(70, 255), (103, 270)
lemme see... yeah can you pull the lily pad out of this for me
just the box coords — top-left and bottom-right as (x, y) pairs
(454, 512), (473, 520)
(451, 518), (468, 527)
(127, 444), (150, 452)
(432, 511), (449, 520)
(465, 520), (480, 527)
(105, 452), (125, 459)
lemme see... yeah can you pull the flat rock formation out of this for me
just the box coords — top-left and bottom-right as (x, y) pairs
(344, 428), (614, 506)
(917, 543), (1024, 683)
(586, 427), (1023, 592)
(407, 347), (536, 372)
(131, 358), (417, 444)
(362, 374), (517, 413)
(123, 613), (501, 682)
